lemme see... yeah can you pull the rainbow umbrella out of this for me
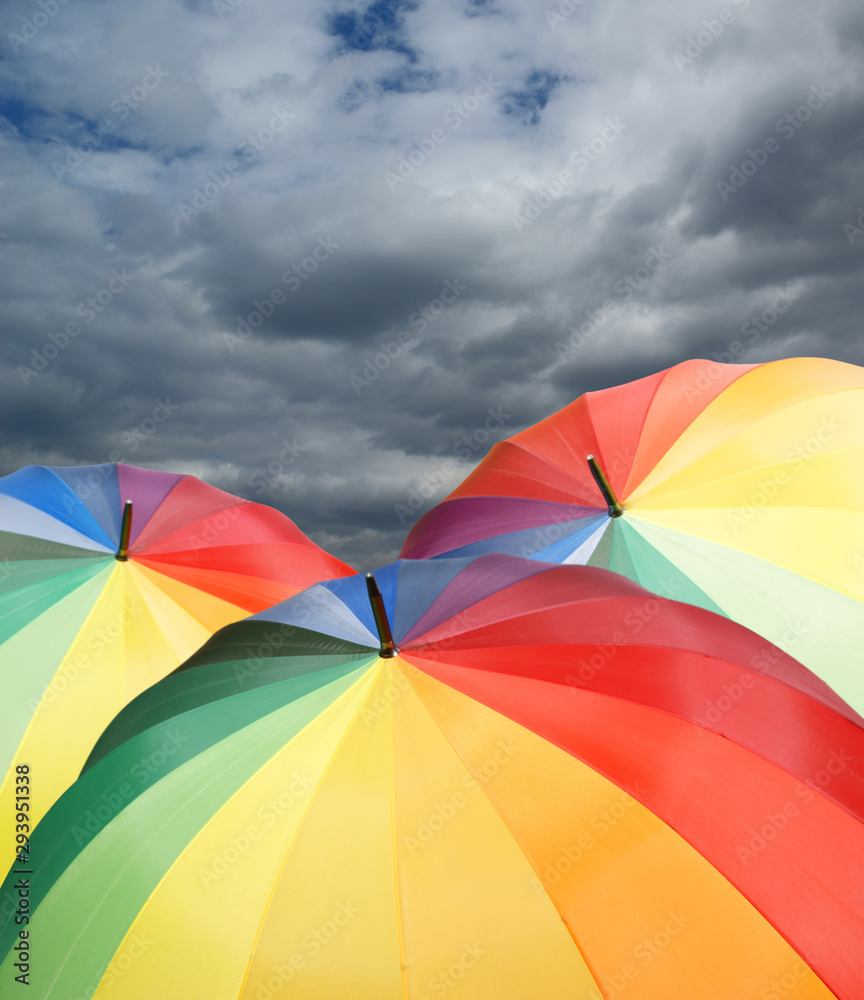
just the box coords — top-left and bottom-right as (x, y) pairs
(401, 357), (864, 711)
(0, 461), (353, 867)
(2, 554), (863, 998)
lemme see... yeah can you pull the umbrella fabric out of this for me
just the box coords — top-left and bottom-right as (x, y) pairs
(0, 462), (353, 867)
(2, 554), (863, 999)
(400, 357), (864, 712)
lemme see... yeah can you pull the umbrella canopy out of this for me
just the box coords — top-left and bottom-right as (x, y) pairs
(0, 462), (353, 867)
(400, 357), (864, 711)
(3, 554), (863, 999)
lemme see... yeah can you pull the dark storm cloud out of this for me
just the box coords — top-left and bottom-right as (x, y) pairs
(1, 0), (863, 568)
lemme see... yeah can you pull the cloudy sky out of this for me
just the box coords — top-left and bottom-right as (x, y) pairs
(1, 0), (862, 569)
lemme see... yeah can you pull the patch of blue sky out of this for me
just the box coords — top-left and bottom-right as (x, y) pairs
(377, 66), (440, 94)
(160, 144), (209, 164)
(60, 115), (149, 154)
(326, 0), (419, 61)
(337, 80), (372, 113)
(0, 97), (157, 159)
(501, 70), (564, 126)
(0, 97), (52, 139)
(338, 67), (439, 111)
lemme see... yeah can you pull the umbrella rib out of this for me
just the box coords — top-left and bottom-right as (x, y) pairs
(409, 593), (646, 647)
(126, 486), (243, 550)
(40, 465), (118, 549)
(618, 365), (673, 498)
(387, 676), (410, 999)
(630, 385), (863, 500)
(233, 661), (385, 999)
(482, 439), (600, 501)
(126, 560), (254, 642)
(395, 658), (606, 996)
(624, 512), (864, 603)
(631, 442), (864, 508)
(38, 699), (354, 998)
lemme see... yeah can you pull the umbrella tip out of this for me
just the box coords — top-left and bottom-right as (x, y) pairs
(115, 499), (133, 561)
(365, 572), (399, 658)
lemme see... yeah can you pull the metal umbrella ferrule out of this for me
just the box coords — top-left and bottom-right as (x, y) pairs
(365, 572), (399, 658)
(587, 455), (624, 518)
(115, 500), (133, 561)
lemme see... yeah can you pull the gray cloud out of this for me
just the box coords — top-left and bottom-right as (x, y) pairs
(1, 0), (863, 570)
